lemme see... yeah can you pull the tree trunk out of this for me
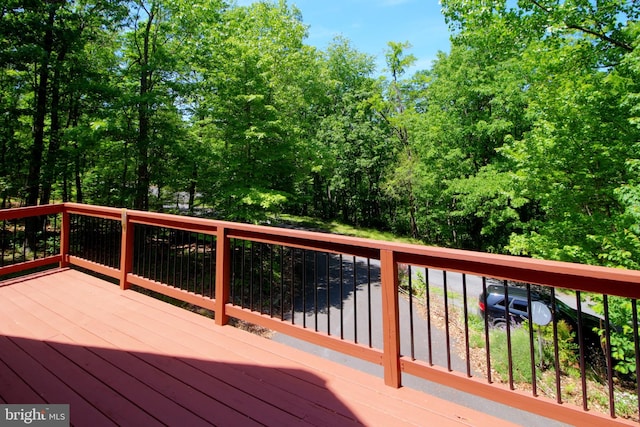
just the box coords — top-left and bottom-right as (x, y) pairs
(25, 5), (57, 251)
(134, 9), (155, 211)
(74, 147), (83, 203)
(25, 6), (56, 207)
(188, 163), (197, 214)
(40, 48), (67, 206)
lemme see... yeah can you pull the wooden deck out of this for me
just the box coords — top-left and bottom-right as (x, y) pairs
(0, 268), (517, 426)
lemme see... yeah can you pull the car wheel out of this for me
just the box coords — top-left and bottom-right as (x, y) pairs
(493, 319), (508, 330)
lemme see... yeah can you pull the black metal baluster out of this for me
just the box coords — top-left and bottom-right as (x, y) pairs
(153, 227), (160, 282)
(161, 228), (167, 285)
(107, 219), (112, 267)
(193, 233), (199, 294)
(1, 219), (6, 267)
(353, 255), (357, 344)
(302, 250), (307, 328)
(280, 245), (284, 321)
(172, 230), (178, 287)
(551, 287), (561, 403)
(504, 281), (514, 389)
(290, 248), (295, 324)
(576, 291), (587, 410)
(70, 215), (80, 256)
(444, 271), (451, 371)
(93, 217), (99, 264)
(408, 265), (415, 360)
(53, 215), (58, 256)
(113, 219), (119, 268)
(339, 254), (344, 340)
(102, 218), (108, 266)
(259, 243), (264, 314)
(463, 274), (470, 376)
(135, 224), (142, 276)
(209, 236), (218, 302)
(603, 295), (615, 417)
(482, 277), (491, 382)
(108, 218), (113, 266)
(526, 284), (537, 396)
(15, 218), (21, 262)
(632, 299), (640, 421)
(241, 240), (246, 308)
(94, 217), (99, 264)
(367, 258), (372, 348)
(314, 252), (319, 331)
(23, 217), (28, 262)
(106, 219), (112, 267)
(206, 235), (211, 297)
(249, 242), (255, 311)
(178, 230), (184, 290)
(269, 244), (274, 317)
(41, 215), (47, 260)
(187, 231), (193, 292)
(326, 253), (331, 336)
(33, 216), (39, 261)
(426, 268), (433, 365)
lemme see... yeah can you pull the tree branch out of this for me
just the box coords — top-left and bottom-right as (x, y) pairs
(529, 0), (633, 52)
(566, 23), (633, 53)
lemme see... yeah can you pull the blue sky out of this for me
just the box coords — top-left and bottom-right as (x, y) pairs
(234, 0), (452, 74)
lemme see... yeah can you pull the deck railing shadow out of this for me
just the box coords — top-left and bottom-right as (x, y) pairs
(0, 335), (363, 425)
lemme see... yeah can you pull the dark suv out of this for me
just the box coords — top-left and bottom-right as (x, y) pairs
(478, 284), (603, 340)
(478, 284), (535, 328)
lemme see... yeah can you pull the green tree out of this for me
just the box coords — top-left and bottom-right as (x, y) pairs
(193, 1), (323, 221)
(376, 42), (423, 238)
(307, 37), (393, 226)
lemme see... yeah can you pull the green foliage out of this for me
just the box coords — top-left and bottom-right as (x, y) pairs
(2, 0), (640, 295)
(591, 295), (639, 377)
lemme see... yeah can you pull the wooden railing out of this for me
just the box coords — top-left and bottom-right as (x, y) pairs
(2, 203), (639, 426)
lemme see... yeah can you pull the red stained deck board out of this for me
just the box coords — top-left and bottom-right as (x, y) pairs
(1, 269), (519, 427)
(8, 272), (361, 426)
(51, 270), (506, 426)
(6, 283), (264, 426)
(49, 337), (224, 427)
(7, 335), (166, 427)
(0, 336), (117, 426)
(20, 274), (364, 426)
(0, 358), (45, 404)
(47, 327), (263, 426)
(57, 282), (419, 425)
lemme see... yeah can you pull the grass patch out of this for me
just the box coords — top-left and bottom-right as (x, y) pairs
(488, 326), (536, 383)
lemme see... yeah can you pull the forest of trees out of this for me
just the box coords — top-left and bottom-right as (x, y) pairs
(2, 0), (639, 269)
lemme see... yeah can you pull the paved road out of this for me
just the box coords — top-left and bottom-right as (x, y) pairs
(271, 256), (569, 427)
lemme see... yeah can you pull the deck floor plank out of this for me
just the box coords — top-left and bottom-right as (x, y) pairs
(0, 357), (45, 404)
(16, 273), (369, 425)
(0, 268), (518, 427)
(0, 336), (118, 426)
(9, 279), (267, 426)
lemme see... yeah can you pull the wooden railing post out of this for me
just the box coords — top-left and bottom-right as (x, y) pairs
(60, 207), (70, 268)
(119, 209), (134, 290)
(380, 248), (401, 388)
(214, 226), (230, 326)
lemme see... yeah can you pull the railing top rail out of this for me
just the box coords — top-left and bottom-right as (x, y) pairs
(125, 209), (218, 234)
(6, 203), (640, 298)
(392, 246), (640, 298)
(0, 204), (63, 221)
(64, 202), (123, 220)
